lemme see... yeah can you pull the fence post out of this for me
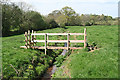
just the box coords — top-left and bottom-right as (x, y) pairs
(67, 33), (70, 50)
(31, 30), (34, 47)
(28, 30), (31, 48)
(47, 33), (49, 46)
(25, 32), (28, 48)
(34, 31), (36, 46)
(45, 33), (47, 55)
(84, 28), (87, 48)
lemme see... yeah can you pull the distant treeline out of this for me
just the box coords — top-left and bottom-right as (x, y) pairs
(2, 1), (118, 36)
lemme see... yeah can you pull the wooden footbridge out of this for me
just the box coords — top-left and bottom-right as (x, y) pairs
(20, 28), (87, 55)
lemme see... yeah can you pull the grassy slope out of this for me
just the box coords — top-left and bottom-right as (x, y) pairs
(2, 27), (73, 78)
(2, 25), (118, 78)
(2, 34), (40, 78)
(52, 25), (118, 78)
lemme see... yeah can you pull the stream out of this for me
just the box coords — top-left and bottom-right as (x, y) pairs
(41, 43), (67, 79)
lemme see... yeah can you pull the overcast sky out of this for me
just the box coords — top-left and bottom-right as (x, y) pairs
(11, 0), (119, 18)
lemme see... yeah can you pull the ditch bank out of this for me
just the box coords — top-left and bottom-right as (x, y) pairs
(40, 43), (71, 79)
(8, 43), (71, 80)
(8, 49), (63, 80)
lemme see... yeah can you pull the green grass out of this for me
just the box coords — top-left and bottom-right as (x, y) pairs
(52, 25), (118, 78)
(2, 25), (118, 78)
(2, 26), (81, 79)
(2, 28), (67, 79)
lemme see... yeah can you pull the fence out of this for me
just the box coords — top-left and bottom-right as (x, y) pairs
(20, 28), (87, 55)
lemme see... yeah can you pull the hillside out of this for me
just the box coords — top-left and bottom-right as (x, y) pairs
(52, 25), (118, 78)
(2, 25), (118, 79)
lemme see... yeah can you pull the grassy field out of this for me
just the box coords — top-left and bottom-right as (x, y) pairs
(2, 26), (82, 79)
(2, 28), (66, 79)
(2, 25), (118, 78)
(52, 25), (118, 78)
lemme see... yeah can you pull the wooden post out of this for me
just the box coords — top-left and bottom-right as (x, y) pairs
(24, 32), (28, 48)
(67, 33), (70, 50)
(28, 30), (31, 48)
(47, 33), (49, 46)
(31, 30), (34, 41)
(45, 33), (47, 55)
(34, 31), (36, 46)
(31, 30), (34, 47)
(84, 28), (87, 48)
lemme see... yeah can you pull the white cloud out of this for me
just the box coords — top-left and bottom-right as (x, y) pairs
(10, 0), (118, 17)
(11, 0), (119, 3)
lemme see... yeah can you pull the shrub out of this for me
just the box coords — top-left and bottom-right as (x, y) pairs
(35, 65), (45, 75)
(59, 23), (65, 28)
(54, 55), (65, 67)
(85, 22), (91, 26)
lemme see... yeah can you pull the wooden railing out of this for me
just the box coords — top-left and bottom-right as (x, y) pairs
(20, 28), (87, 55)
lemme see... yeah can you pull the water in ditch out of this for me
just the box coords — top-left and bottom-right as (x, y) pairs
(41, 43), (67, 79)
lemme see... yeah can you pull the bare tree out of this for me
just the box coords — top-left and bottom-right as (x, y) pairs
(16, 2), (33, 11)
